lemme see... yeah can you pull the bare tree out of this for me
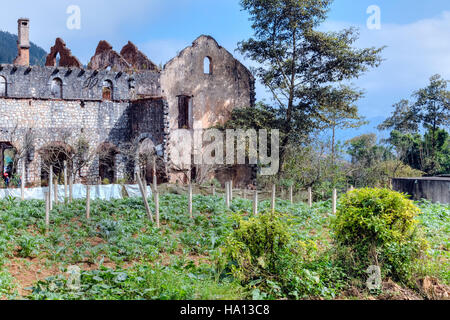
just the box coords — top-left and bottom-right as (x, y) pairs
(39, 131), (103, 185)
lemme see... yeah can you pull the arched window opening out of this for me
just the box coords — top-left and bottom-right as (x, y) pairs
(204, 56), (212, 74)
(98, 143), (118, 184)
(102, 80), (113, 101)
(0, 142), (16, 188)
(0, 76), (7, 97)
(50, 78), (63, 98)
(40, 143), (73, 187)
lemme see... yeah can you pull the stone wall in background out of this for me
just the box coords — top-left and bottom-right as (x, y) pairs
(0, 34), (256, 187)
(0, 64), (160, 100)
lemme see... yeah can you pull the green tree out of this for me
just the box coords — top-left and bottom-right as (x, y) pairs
(316, 85), (367, 170)
(238, 0), (384, 170)
(346, 134), (393, 187)
(388, 130), (424, 171)
(380, 74), (450, 175)
(413, 75), (450, 173)
(377, 99), (419, 133)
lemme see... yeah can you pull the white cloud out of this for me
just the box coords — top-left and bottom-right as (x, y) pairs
(323, 11), (450, 117)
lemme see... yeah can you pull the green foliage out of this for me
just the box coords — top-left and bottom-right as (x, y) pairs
(221, 211), (345, 299)
(346, 133), (423, 188)
(379, 74), (450, 175)
(237, 0), (384, 171)
(333, 188), (428, 284)
(0, 270), (15, 297)
(0, 190), (447, 300)
(415, 201), (450, 285)
(28, 264), (243, 300)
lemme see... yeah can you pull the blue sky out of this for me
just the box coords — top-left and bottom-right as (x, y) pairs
(1, 0), (449, 141)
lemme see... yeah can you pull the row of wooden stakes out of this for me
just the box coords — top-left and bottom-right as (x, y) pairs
(42, 166), (348, 231)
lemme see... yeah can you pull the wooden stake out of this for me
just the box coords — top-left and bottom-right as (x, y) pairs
(225, 182), (230, 208)
(63, 161), (68, 203)
(308, 187), (313, 208)
(21, 161), (25, 201)
(153, 157), (158, 193)
(332, 189), (337, 214)
(155, 191), (160, 228)
(212, 185), (216, 196)
(271, 184), (276, 213)
(253, 190), (258, 216)
(69, 172), (73, 203)
(45, 191), (50, 228)
(86, 185), (91, 219)
(137, 171), (154, 222)
(49, 166), (53, 210)
(54, 178), (59, 205)
(229, 180), (233, 201)
(188, 183), (193, 218)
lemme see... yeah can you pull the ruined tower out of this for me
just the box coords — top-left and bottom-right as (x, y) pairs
(13, 18), (30, 66)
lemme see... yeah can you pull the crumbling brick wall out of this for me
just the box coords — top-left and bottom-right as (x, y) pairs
(0, 32), (255, 187)
(160, 35), (256, 185)
(0, 64), (163, 186)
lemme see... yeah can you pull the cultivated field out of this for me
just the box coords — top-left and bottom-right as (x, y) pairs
(0, 191), (448, 300)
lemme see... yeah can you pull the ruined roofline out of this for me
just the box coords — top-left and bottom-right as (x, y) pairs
(120, 41), (160, 73)
(0, 62), (160, 76)
(0, 63), (128, 76)
(88, 40), (160, 73)
(0, 63), (161, 101)
(45, 37), (82, 68)
(162, 34), (254, 80)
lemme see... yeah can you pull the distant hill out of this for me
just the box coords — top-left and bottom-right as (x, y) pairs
(0, 30), (47, 65)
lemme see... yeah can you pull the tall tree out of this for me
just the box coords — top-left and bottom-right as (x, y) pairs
(379, 74), (449, 174)
(412, 74), (450, 173)
(377, 99), (419, 134)
(316, 85), (366, 168)
(238, 0), (384, 170)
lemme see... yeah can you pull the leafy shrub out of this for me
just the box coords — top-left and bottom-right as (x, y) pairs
(221, 211), (342, 299)
(16, 234), (41, 258)
(332, 188), (428, 284)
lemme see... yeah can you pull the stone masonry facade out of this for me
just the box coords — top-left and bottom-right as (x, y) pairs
(0, 19), (255, 187)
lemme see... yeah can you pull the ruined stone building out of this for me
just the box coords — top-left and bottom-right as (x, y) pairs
(0, 19), (255, 187)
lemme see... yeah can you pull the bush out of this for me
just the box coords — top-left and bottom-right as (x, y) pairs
(332, 188), (428, 284)
(220, 211), (342, 299)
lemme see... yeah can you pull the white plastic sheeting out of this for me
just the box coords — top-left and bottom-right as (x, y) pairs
(0, 184), (152, 201)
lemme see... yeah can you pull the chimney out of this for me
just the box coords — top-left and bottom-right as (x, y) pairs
(14, 18), (30, 66)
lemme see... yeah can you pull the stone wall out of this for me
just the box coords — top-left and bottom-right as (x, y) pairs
(0, 64), (160, 100)
(0, 34), (255, 187)
(0, 98), (132, 185)
(160, 35), (256, 185)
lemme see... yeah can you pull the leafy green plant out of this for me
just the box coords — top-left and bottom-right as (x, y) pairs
(221, 211), (342, 299)
(332, 188), (428, 284)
